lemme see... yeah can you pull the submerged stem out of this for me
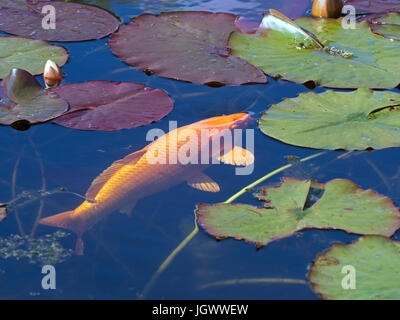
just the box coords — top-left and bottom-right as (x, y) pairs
(139, 215), (199, 299)
(199, 277), (307, 289)
(139, 151), (328, 299)
(224, 151), (327, 204)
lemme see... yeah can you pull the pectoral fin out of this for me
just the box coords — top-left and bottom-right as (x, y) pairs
(120, 201), (137, 216)
(86, 148), (147, 201)
(218, 146), (254, 166)
(187, 173), (220, 192)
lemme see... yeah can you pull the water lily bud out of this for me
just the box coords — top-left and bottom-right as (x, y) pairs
(43, 60), (63, 88)
(311, 0), (343, 18)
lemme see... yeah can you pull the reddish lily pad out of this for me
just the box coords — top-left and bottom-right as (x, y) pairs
(51, 80), (173, 131)
(196, 178), (400, 247)
(0, 0), (29, 9)
(194, 0), (310, 20)
(108, 11), (267, 86)
(344, 0), (400, 14)
(0, 68), (68, 127)
(0, 0), (120, 42)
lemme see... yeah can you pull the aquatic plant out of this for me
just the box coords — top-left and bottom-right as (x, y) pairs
(51, 80), (174, 131)
(230, 12), (400, 88)
(196, 177), (400, 247)
(0, 0), (120, 42)
(108, 11), (267, 86)
(0, 36), (68, 79)
(259, 88), (400, 150)
(309, 236), (400, 299)
(0, 231), (73, 265)
(0, 68), (68, 128)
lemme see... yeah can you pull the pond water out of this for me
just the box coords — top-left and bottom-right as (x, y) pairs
(1, 0), (400, 300)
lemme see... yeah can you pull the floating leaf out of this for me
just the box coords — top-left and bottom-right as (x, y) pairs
(370, 12), (400, 40)
(344, 0), (400, 14)
(259, 9), (324, 49)
(308, 236), (400, 299)
(108, 11), (267, 86)
(0, 0), (120, 42)
(0, 0), (27, 9)
(0, 68), (68, 127)
(230, 16), (400, 88)
(51, 80), (173, 131)
(0, 36), (68, 79)
(196, 177), (400, 247)
(259, 88), (400, 150)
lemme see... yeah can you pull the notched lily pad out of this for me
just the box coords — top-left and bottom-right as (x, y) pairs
(0, 0), (120, 42)
(0, 36), (68, 79)
(308, 236), (400, 299)
(370, 12), (400, 40)
(230, 13), (400, 88)
(51, 80), (173, 131)
(0, 68), (68, 127)
(196, 177), (400, 247)
(259, 88), (400, 150)
(108, 11), (267, 86)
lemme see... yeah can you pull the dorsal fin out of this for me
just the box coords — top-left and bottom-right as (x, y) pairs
(85, 148), (147, 201)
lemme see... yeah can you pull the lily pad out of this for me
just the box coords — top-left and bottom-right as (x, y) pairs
(0, 36), (68, 79)
(230, 14), (400, 88)
(108, 11), (267, 86)
(259, 88), (400, 150)
(0, 68), (68, 126)
(308, 236), (400, 299)
(344, 0), (400, 14)
(51, 80), (173, 131)
(0, 0), (28, 9)
(0, 0), (120, 42)
(196, 177), (400, 247)
(370, 12), (400, 40)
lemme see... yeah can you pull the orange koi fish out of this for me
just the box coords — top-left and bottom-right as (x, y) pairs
(40, 113), (254, 254)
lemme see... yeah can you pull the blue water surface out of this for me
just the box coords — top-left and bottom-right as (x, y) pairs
(0, 0), (399, 300)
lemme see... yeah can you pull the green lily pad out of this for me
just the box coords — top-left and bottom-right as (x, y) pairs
(230, 15), (400, 88)
(259, 88), (400, 150)
(370, 12), (400, 40)
(196, 177), (400, 247)
(0, 68), (69, 126)
(308, 236), (400, 299)
(0, 36), (68, 79)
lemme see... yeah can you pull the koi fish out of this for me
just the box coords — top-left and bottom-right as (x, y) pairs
(40, 113), (254, 254)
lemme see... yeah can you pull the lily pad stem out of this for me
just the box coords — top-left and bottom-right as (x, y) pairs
(139, 150), (328, 299)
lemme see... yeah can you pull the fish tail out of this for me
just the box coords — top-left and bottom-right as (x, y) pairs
(40, 210), (85, 255)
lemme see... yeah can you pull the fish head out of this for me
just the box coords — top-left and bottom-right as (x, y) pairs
(196, 112), (254, 131)
(193, 113), (254, 161)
